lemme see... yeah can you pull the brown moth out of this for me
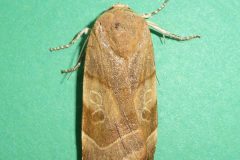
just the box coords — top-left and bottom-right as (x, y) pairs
(50, 1), (200, 159)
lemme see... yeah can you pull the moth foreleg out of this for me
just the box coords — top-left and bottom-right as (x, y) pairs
(147, 21), (200, 41)
(49, 27), (90, 52)
(141, 0), (169, 19)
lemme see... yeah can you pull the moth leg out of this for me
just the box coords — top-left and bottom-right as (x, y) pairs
(49, 27), (90, 51)
(141, 0), (169, 19)
(61, 62), (81, 73)
(61, 36), (89, 74)
(147, 21), (200, 41)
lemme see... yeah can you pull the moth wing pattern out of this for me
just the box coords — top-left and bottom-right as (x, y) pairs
(49, 1), (199, 160)
(82, 6), (157, 160)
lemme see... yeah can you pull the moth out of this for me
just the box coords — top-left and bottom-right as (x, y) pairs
(50, 0), (200, 159)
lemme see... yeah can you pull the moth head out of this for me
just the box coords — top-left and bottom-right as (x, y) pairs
(110, 3), (130, 10)
(112, 3), (129, 8)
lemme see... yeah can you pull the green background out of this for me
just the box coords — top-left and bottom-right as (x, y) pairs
(1, 0), (240, 159)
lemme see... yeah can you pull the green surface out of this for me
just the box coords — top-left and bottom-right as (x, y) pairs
(1, 0), (240, 159)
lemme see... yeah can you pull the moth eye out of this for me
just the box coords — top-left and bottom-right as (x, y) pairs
(142, 108), (151, 121)
(91, 110), (105, 123)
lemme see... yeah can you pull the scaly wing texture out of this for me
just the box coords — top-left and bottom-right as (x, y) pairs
(82, 7), (157, 160)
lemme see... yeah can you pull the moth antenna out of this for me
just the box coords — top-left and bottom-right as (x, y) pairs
(49, 27), (90, 52)
(75, 36), (89, 66)
(65, 63), (80, 80)
(156, 75), (160, 86)
(159, 34), (166, 44)
(153, 60), (161, 85)
(141, 0), (169, 19)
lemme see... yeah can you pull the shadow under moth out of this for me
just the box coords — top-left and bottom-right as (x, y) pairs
(50, 0), (200, 159)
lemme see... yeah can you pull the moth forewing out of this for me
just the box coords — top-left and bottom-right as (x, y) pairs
(82, 6), (157, 159)
(49, 1), (200, 160)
